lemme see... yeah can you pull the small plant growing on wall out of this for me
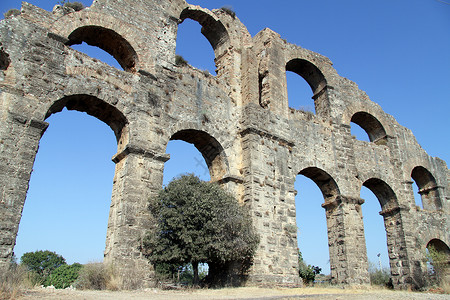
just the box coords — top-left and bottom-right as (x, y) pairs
(220, 6), (236, 19)
(4, 9), (21, 18)
(175, 54), (188, 67)
(58, 1), (85, 12)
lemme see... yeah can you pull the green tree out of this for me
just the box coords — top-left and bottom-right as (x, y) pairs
(20, 250), (66, 278)
(298, 250), (321, 285)
(143, 174), (259, 286)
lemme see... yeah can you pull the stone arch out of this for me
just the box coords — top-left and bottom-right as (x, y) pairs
(361, 178), (410, 287)
(66, 26), (138, 72)
(179, 6), (230, 55)
(178, 6), (232, 77)
(362, 178), (398, 210)
(351, 111), (388, 145)
(45, 94), (128, 147)
(286, 59), (327, 95)
(168, 129), (229, 182)
(411, 166), (442, 210)
(298, 167), (339, 202)
(426, 239), (450, 284)
(285, 58), (329, 117)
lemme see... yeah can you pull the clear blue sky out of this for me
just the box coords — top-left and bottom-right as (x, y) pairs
(1, 0), (449, 274)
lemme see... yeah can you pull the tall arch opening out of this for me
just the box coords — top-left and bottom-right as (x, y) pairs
(178, 7), (230, 76)
(411, 166), (442, 211)
(160, 129), (229, 283)
(359, 185), (390, 282)
(362, 178), (402, 286)
(176, 18), (216, 75)
(67, 26), (138, 72)
(426, 239), (450, 285)
(14, 95), (127, 264)
(350, 112), (387, 145)
(286, 59), (327, 115)
(295, 167), (340, 277)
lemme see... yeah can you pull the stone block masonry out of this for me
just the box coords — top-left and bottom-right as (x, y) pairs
(0, 0), (448, 289)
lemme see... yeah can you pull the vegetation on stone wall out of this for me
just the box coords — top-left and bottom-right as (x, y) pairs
(58, 1), (85, 12)
(3, 9), (21, 18)
(220, 6), (236, 19)
(143, 174), (259, 286)
(175, 54), (188, 67)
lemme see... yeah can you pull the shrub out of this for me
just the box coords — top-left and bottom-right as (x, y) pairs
(220, 6), (236, 19)
(75, 263), (108, 290)
(4, 9), (21, 18)
(175, 55), (188, 67)
(63, 1), (85, 12)
(368, 262), (391, 287)
(298, 250), (321, 285)
(45, 263), (82, 289)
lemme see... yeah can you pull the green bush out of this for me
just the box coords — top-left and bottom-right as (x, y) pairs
(298, 250), (321, 285)
(45, 263), (82, 289)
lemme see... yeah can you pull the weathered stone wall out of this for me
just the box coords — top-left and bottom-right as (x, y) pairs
(0, 0), (448, 289)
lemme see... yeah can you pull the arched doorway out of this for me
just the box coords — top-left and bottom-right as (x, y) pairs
(295, 167), (339, 281)
(14, 94), (128, 264)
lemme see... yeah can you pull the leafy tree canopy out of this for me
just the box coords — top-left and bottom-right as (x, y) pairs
(143, 174), (259, 285)
(20, 250), (66, 276)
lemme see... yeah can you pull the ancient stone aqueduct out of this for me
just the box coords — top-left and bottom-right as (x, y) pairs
(0, 0), (448, 289)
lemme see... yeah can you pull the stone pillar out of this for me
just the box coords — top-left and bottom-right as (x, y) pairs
(0, 112), (48, 271)
(379, 206), (422, 288)
(104, 144), (168, 288)
(240, 128), (301, 287)
(322, 195), (370, 285)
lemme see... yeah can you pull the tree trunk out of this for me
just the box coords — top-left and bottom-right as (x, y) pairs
(193, 261), (199, 286)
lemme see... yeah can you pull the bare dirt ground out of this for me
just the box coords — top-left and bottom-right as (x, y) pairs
(17, 286), (449, 300)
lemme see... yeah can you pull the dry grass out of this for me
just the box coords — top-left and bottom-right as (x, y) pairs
(0, 265), (38, 300)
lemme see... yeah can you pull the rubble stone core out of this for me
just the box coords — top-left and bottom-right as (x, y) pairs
(0, 0), (448, 289)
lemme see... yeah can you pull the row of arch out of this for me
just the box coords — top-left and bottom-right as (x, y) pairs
(22, 92), (447, 285)
(43, 93), (444, 213)
(46, 3), (398, 155)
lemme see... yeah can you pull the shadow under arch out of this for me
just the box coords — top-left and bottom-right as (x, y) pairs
(411, 166), (442, 211)
(169, 129), (228, 182)
(299, 167), (339, 202)
(179, 7), (230, 54)
(351, 112), (387, 145)
(67, 26), (138, 72)
(46, 94), (128, 145)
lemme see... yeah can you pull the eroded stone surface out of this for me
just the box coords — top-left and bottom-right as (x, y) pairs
(0, 0), (448, 289)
